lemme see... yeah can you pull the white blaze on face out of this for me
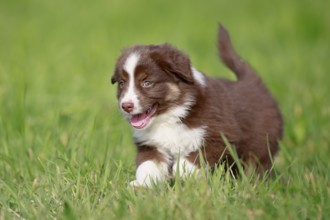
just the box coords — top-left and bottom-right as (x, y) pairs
(121, 53), (142, 114)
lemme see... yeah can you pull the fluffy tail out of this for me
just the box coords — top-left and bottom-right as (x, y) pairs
(218, 24), (257, 81)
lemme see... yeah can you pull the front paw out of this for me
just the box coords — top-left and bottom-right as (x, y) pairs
(173, 158), (199, 178)
(130, 160), (168, 188)
(129, 180), (141, 188)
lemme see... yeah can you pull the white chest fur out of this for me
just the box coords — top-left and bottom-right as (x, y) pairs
(134, 105), (206, 158)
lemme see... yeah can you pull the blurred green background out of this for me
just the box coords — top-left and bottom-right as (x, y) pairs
(0, 0), (329, 219)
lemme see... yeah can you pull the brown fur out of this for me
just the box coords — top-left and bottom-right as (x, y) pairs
(112, 24), (283, 176)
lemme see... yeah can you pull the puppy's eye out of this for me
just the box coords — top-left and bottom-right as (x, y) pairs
(119, 80), (125, 88)
(142, 80), (153, 88)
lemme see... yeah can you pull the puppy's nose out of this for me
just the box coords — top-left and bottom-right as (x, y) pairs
(122, 102), (134, 113)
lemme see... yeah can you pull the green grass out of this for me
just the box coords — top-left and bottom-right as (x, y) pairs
(0, 0), (329, 219)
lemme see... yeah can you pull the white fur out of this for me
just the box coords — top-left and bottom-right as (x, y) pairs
(130, 160), (168, 188)
(173, 157), (200, 178)
(123, 61), (207, 187)
(121, 53), (142, 114)
(192, 67), (206, 87)
(134, 97), (206, 158)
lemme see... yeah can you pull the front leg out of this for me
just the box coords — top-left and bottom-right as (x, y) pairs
(173, 152), (200, 178)
(130, 145), (170, 188)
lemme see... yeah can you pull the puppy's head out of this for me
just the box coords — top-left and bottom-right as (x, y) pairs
(111, 44), (195, 129)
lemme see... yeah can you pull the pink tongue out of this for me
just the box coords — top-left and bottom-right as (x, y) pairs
(130, 112), (148, 128)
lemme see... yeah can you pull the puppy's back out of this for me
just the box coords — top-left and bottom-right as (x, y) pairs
(217, 25), (283, 171)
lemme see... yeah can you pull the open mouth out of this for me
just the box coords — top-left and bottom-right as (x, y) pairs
(130, 104), (158, 129)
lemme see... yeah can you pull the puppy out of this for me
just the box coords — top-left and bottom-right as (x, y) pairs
(111, 25), (283, 187)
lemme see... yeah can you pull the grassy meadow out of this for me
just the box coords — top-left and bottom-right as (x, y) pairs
(0, 0), (329, 219)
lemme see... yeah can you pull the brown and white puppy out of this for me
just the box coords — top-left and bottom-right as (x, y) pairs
(111, 25), (283, 187)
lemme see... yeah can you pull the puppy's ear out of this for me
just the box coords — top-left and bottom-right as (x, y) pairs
(151, 44), (194, 84)
(111, 69), (118, 84)
(111, 77), (116, 84)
